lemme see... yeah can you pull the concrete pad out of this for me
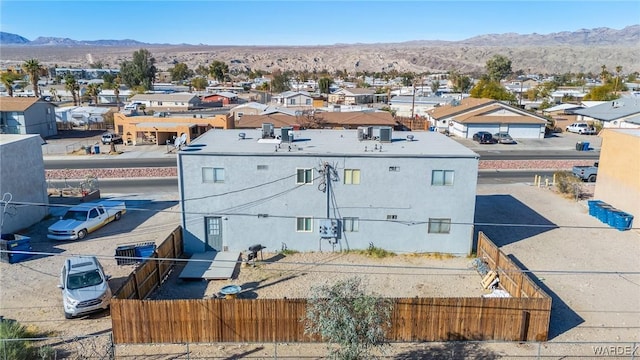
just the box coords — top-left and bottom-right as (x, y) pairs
(179, 251), (240, 280)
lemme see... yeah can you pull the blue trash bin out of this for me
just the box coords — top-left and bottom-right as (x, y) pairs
(596, 204), (613, 223)
(614, 212), (634, 231)
(0, 234), (32, 264)
(93, 145), (100, 154)
(582, 142), (590, 151)
(588, 200), (603, 217)
(607, 209), (622, 227)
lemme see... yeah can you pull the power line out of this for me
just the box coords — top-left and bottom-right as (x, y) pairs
(3, 199), (636, 231)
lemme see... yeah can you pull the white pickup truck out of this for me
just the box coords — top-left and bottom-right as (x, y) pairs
(47, 200), (126, 240)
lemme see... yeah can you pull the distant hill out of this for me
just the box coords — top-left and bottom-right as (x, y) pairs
(0, 32), (30, 44)
(1, 25), (638, 47)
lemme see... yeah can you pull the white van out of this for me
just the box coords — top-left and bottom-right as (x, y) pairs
(58, 256), (112, 319)
(101, 132), (122, 144)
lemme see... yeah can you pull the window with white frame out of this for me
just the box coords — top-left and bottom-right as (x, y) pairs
(343, 217), (359, 232)
(431, 170), (454, 186)
(305, 98), (312, 105)
(202, 167), (225, 183)
(428, 218), (451, 234)
(344, 169), (361, 184)
(296, 217), (312, 232)
(296, 168), (313, 184)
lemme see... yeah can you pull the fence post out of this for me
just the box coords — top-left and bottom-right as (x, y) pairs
(132, 271), (140, 300)
(109, 332), (115, 360)
(186, 341), (190, 360)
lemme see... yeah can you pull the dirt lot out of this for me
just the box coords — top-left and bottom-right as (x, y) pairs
(1, 182), (638, 359)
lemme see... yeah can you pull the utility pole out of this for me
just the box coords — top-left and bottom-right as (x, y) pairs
(411, 80), (416, 120)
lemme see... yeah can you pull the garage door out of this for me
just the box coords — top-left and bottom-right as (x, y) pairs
(466, 125), (500, 139)
(508, 124), (544, 139)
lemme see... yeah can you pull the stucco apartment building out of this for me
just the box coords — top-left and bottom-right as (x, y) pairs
(0, 134), (49, 234)
(0, 97), (57, 138)
(594, 129), (640, 220)
(113, 111), (232, 145)
(177, 128), (479, 256)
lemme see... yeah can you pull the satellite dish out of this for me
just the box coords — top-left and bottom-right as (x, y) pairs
(238, 132), (246, 140)
(175, 133), (187, 149)
(407, 134), (414, 141)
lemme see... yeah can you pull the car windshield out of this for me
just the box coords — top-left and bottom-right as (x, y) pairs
(62, 210), (87, 221)
(67, 269), (103, 290)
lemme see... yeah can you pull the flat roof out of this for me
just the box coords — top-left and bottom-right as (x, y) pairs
(181, 129), (479, 158)
(0, 134), (42, 146)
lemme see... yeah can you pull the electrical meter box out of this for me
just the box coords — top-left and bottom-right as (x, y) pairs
(318, 219), (340, 238)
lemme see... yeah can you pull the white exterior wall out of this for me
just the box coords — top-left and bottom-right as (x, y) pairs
(178, 131), (479, 256)
(0, 135), (49, 234)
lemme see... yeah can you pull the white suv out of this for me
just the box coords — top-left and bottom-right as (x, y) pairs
(566, 123), (596, 135)
(101, 132), (122, 144)
(58, 256), (112, 319)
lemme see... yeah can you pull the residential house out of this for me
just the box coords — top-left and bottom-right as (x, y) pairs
(272, 91), (314, 108)
(113, 110), (232, 146)
(0, 97), (57, 138)
(540, 103), (585, 130)
(427, 98), (548, 138)
(128, 93), (201, 112)
(594, 129), (640, 220)
(328, 88), (376, 105)
(572, 98), (640, 129)
(177, 128), (479, 255)
(0, 134), (49, 234)
(390, 96), (455, 119)
(202, 92), (238, 106)
(229, 102), (269, 122)
(55, 106), (110, 127)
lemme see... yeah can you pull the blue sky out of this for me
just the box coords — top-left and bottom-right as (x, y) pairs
(1, 1), (638, 46)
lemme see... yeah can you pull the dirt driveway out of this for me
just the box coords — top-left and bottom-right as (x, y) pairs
(1, 183), (638, 358)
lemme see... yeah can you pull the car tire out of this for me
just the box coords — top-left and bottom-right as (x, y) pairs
(588, 174), (597, 182)
(77, 229), (87, 240)
(114, 212), (121, 221)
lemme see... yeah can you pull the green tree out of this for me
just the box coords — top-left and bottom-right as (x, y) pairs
(0, 72), (22, 97)
(270, 69), (290, 93)
(194, 65), (209, 77)
(469, 78), (516, 102)
(318, 77), (333, 94)
(449, 71), (473, 94)
(86, 83), (101, 104)
(305, 277), (391, 360)
(120, 48), (157, 91)
(64, 74), (80, 106)
(400, 72), (414, 87)
(485, 54), (512, 81)
(209, 60), (229, 83)
(583, 84), (619, 101)
(22, 58), (44, 97)
(430, 80), (439, 94)
(102, 72), (115, 88)
(191, 77), (208, 91)
(169, 62), (193, 82)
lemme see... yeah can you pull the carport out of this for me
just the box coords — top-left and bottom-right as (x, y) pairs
(127, 122), (196, 145)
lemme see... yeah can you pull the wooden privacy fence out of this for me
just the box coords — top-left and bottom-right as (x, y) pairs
(111, 232), (551, 344)
(112, 226), (183, 300)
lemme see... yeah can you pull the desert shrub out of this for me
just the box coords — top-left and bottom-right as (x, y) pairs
(0, 319), (54, 360)
(280, 248), (299, 255)
(555, 171), (583, 197)
(304, 277), (392, 360)
(347, 243), (396, 258)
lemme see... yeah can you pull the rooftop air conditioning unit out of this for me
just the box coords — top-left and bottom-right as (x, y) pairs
(379, 126), (392, 143)
(281, 127), (294, 143)
(262, 123), (274, 139)
(357, 126), (372, 140)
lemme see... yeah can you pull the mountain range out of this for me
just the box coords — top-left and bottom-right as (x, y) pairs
(2, 25), (639, 47)
(1, 26), (638, 75)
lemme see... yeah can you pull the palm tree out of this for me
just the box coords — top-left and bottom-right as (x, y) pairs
(614, 66), (623, 95)
(86, 83), (101, 105)
(114, 75), (121, 110)
(64, 75), (80, 106)
(22, 59), (43, 98)
(600, 65), (607, 84)
(0, 72), (21, 97)
(49, 87), (58, 101)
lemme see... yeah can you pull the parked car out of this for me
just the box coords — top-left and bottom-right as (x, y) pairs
(101, 132), (123, 145)
(572, 161), (598, 182)
(472, 131), (498, 144)
(58, 256), (112, 319)
(566, 123), (596, 135)
(493, 132), (517, 144)
(47, 200), (126, 240)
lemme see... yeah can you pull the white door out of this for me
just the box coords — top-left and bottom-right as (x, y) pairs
(508, 124), (544, 138)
